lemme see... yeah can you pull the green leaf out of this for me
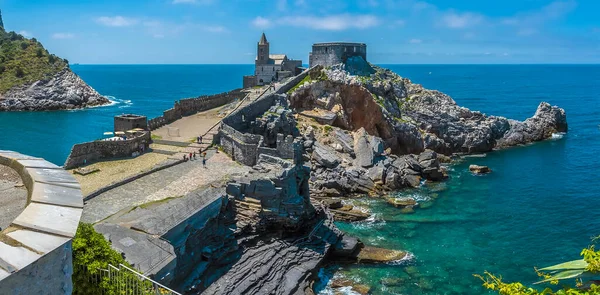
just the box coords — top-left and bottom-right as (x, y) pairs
(539, 259), (588, 271)
(534, 269), (585, 284)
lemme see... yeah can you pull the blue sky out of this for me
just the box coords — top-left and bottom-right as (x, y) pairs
(1, 0), (599, 64)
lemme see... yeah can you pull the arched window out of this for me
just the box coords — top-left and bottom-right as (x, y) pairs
(325, 47), (328, 53)
(273, 67), (275, 71)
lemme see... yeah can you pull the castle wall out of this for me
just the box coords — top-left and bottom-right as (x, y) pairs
(148, 89), (244, 130)
(63, 132), (151, 169)
(309, 43), (367, 68)
(114, 115), (148, 132)
(219, 68), (312, 166)
(243, 75), (257, 88)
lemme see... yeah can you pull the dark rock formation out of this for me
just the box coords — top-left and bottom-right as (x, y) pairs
(0, 68), (109, 111)
(199, 155), (353, 295)
(469, 164), (492, 174)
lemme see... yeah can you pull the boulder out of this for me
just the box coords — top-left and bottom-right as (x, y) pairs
(356, 246), (408, 263)
(469, 164), (491, 174)
(403, 174), (422, 188)
(331, 235), (361, 257)
(353, 128), (375, 168)
(387, 197), (417, 208)
(322, 198), (343, 209)
(312, 142), (340, 168)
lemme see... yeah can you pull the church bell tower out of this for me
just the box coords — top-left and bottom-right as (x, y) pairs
(256, 33), (269, 65)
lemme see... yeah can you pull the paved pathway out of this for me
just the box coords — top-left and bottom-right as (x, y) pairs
(82, 151), (251, 224)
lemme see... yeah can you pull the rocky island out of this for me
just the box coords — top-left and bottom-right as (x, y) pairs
(0, 10), (109, 111)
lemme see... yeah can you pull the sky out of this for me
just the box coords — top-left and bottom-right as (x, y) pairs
(0, 0), (599, 64)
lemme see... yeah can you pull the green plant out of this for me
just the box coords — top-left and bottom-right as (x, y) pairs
(72, 223), (151, 295)
(0, 29), (67, 93)
(151, 134), (162, 140)
(476, 236), (600, 294)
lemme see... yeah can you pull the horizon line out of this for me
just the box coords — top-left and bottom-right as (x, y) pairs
(70, 63), (600, 66)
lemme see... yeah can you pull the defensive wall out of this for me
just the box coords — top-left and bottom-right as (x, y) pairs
(218, 67), (314, 166)
(309, 42), (367, 68)
(148, 88), (245, 130)
(0, 150), (83, 294)
(63, 131), (151, 169)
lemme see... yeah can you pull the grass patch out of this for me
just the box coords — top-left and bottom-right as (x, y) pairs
(151, 134), (162, 140)
(0, 29), (68, 93)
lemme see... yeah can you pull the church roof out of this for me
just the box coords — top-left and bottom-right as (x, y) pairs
(259, 33), (268, 45)
(269, 54), (286, 60)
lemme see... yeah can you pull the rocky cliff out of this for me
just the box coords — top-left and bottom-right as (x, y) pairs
(290, 59), (567, 156)
(289, 58), (567, 198)
(0, 67), (109, 111)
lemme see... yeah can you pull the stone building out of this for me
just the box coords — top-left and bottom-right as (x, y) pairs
(114, 114), (148, 132)
(243, 33), (303, 88)
(309, 42), (367, 68)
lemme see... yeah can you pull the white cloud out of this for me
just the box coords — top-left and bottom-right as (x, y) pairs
(18, 31), (32, 37)
(52, 33), (74, 39)
(252, 16), (272, 29)
(96, 16), (138, 27)
(441, 12), (483, 29)
(409, 38), (422, 44)
(276, 14), (380, 31)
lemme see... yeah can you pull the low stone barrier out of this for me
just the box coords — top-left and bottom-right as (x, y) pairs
(148, 89), (245, 130)
(63, 132), (151, 169)
(0, 150), (83, 294)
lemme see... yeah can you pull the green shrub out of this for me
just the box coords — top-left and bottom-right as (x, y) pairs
(0, 29), (67, 93)
(72, 223), (151, 295)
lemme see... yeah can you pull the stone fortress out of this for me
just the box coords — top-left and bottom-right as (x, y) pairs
(309, 42), (367, 68)
(243, 33), (303, 88)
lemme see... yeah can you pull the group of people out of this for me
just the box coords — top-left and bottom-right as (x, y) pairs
(184, 150), (207, 167)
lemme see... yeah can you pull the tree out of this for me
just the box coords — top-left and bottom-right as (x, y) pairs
(72, 223), (152, 295)
(15, 67), (24, 78)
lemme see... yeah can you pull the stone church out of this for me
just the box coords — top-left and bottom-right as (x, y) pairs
(243, 33), (303, 88)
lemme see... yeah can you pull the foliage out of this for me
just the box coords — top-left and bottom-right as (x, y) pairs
(72, 223), (152, 295)
(0, 27), (67, 93)
(287, 69), (328, 95)
(476, 236), (600, 295)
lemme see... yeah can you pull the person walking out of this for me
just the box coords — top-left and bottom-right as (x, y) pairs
(202, 157), (207, 167)
(193, 152), (197, 160)
(189, 152), (193, 160)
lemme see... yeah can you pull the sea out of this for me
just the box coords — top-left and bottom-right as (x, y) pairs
(1, 64), (599, 294)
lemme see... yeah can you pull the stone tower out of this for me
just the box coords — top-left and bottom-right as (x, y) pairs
(0, 9), (4, 30)
(256, 32), (269, 65)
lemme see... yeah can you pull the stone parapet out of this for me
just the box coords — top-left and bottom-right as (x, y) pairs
(0, 150), (83, 295)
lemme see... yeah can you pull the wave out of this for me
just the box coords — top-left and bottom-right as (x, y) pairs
(386, 252), (416, 266)
(551, 132), (566, 140)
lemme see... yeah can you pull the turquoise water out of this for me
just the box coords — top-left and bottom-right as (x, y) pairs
(317, 65), (600, 294)
(0, 64), (253, 165)
(1, 64), (599, 294)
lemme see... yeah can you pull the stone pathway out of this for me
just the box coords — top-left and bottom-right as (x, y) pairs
(0, 166), (27, 230)
(82, 151), (251, 224)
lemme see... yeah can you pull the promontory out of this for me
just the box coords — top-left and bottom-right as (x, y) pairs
(0, 10), (109, 111)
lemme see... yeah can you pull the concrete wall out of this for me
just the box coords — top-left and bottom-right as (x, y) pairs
(309, 43), (367, 68)
(63, 132), (151, 169)
(148, 89), (245, 130)
(0, 150), (83, 295)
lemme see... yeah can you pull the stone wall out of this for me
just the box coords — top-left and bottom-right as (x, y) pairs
(309, 43), (367, 68)
(148, 89), (245, 130)
(0, 150), (83, 295)
(63, 131), (151, 169)
(243, 75), (257, 89)
(114, 114), (148, 132)
(218, 68), (312, 166)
